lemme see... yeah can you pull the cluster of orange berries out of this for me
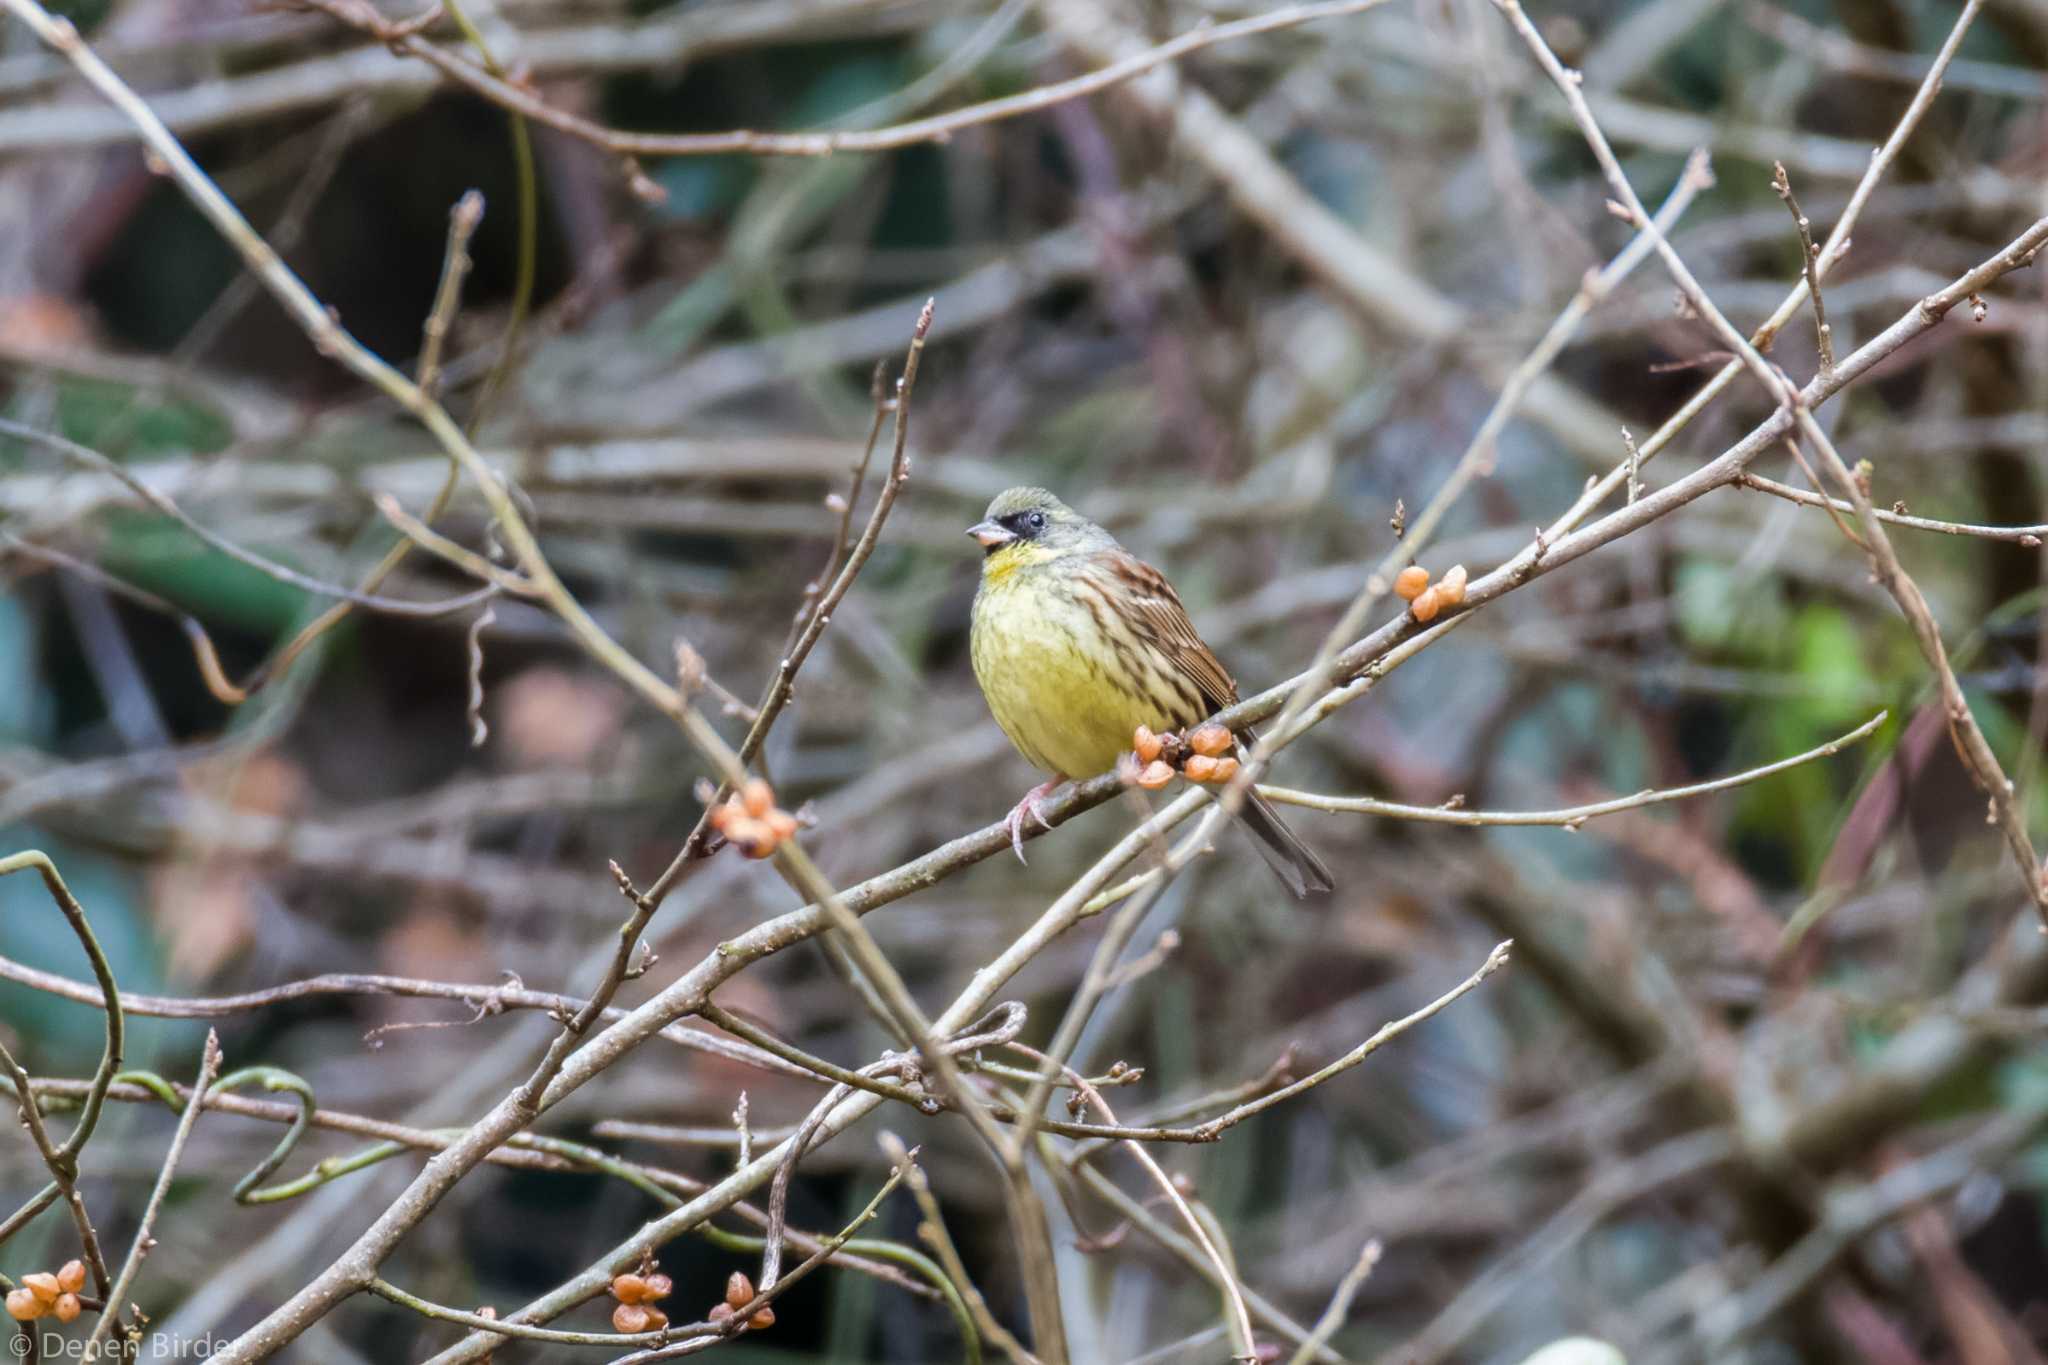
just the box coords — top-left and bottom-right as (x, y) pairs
(704, 778), (800, 859)
(708, 1271), (775, 1331)
(1393, 563), (1468, 622)
(6, 1261), (85, 1323)
(1127, 722), (1240, 790)
(609, 1266), (675, 1334)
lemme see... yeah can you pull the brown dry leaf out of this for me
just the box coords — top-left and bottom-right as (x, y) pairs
(152, 861), (257, 984)
(0, 293), (95, 350)
(378, 892), (491, 985)
(222, 751), (307, 818)
(496, 666), (627, 767)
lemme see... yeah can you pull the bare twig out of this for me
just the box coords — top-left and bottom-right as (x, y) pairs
(1183, 942), (1512, 1142)
(417, 189), (484, 397)
(648, 300), (933, 893)
(610, 1151), (915, 1363)
(1736, 470), (2048, 544)
(1286, 1239), (1382, 1365)
(0, 421), (498, 620)
(300, 0), (1395, 163)
(0, 851), (122, 1299)
(1261, 712), (1886, 825)
(878, 1131), (1021, 1365)
(1212, 145), (1712, 844)
(1491, 0), (2048, 928)
(1523, 0), (1991, 551)
(83, 1033), (222, 1359)
(1771, 160), (1834, 374)
(1007, 1042), (1257, 1362)
(1791, 414), (2048, 927)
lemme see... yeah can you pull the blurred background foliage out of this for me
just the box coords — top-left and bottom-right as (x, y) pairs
(3, 0), (2048, 1360)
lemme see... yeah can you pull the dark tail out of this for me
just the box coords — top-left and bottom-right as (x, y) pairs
(1238, 790), (1335, 899)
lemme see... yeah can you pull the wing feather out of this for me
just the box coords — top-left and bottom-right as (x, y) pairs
(1099, 550), (1237, 714)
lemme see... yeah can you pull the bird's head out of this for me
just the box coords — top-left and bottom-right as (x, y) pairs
(967, 487), (1109, 573)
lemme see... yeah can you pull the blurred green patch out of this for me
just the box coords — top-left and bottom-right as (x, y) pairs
(1, 380), (232, 462)
(1672, 555), (1915, 881)
(0, 836), (167, 1067)
(96, 509), (307, 638)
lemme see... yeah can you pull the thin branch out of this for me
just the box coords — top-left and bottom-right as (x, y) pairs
(369, 493), (543, 596)
(13, 1074), (936, 1303)
(300, 0), (1395, 162)
(1008, 1043), (1257, 1362)
(1736, 469), (2048, 545)
(1182, 942), (1512, 1142)
(0, 419), (498, 619)
(877, 1132), (1015, 1365)
(365, 1278), (683, 1348)
(1, 533), (256, 705)
(1003, 799), (1228, 1157)
(1212, 143), (1711, 841)
(610, 1152), (914, 1363)
(1286, 1239), (1382, 1365)
(1771, 160), (1834, 374)
(1260, 711), (1886, 825)
(1790, 412), (2048, 927)
(1522, 0), (1991, 556)
(0, 958), (803, 1077)
(417, 188), (485, 398)
(0, 851), (122, 1298)
(1778, 435), (1869, 551)
(83, 1032), (222, 1359)
(647, 300), (932, 895)
(1494, 0), (2048, 927)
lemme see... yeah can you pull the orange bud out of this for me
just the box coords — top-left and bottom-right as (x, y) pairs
(52, 1294), (79, 1324)
(1208, 755), (1240, 783)
(1187, 722), (1231, 757)
(22, 1273), (59, 1306)
(613, 1302), (652, 1333)
(6, 1289), (41, 1321)
(1132, 725), (1163, 763)
(764, 809), (798, 840)
(1135, 759), (1175, 790)
(1394, 566), (1430, 601)
(643, 1306), (669, 1330)
(1409, 587), (1441, 623)
(741, 778), (774, 819)
(56, 1261), (83, 1294)
(726, 1271), (755, 1310)
(749, 1305), (776, 1330)
(1436, 564), (1468, 605)
(612, 1273), (650, 1304)
(1184, 755), (1220, 783)
(723, 817), (775, 858)
(706, 800), (734, 832)
(643, 1272), (673, 1300)
(709, 1303), (735, 1324)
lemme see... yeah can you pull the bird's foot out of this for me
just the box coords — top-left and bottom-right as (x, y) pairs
(1004, 778), (1064, 864)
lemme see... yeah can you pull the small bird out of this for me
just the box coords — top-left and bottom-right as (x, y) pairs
(966, 487), (1334, 898)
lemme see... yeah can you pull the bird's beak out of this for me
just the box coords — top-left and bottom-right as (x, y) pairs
(967, 520), (1015, 549)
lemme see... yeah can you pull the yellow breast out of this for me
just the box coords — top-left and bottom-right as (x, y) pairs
(970, 554), (1201, 779)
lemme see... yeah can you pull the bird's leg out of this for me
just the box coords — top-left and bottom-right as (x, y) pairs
(1004, 777), (1065, 864)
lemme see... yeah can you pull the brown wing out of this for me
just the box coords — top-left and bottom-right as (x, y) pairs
(1103, 549), (1238, 714)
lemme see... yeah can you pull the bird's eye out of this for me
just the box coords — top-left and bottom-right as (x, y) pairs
(1027, 511), (1046, 531)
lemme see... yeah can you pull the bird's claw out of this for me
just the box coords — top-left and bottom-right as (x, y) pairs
(1003, 781), (1061, 865)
